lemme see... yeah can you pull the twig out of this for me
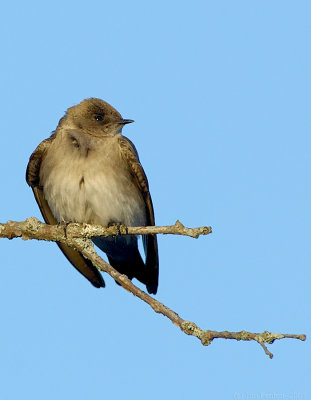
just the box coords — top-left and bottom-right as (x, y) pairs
(0, 217), (212, 240)
(0, 217), (306, 358)
(71, 237), (306, 359)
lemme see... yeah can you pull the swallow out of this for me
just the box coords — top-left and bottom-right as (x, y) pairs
(26, 98), (159, 294)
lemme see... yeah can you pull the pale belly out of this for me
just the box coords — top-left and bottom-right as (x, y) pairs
(40, 141), (147, 227)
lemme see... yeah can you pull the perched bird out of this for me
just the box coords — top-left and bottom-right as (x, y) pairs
(26, 98), (159, 294)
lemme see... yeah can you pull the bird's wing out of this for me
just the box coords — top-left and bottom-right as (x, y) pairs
(118, 135), (159, 294)
(26, 135), (105, 288)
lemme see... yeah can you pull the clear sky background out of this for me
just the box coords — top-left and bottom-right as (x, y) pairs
(0, 1), (310, 399)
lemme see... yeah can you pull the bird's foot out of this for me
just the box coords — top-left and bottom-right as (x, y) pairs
(107, 221), (128, 235)
(59, 221), (71, 239)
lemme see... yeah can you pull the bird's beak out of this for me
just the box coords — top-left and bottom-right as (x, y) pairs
(120, 119), (134, 125)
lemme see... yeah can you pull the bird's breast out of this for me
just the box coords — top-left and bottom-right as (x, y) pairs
(40, 134), (146, 227)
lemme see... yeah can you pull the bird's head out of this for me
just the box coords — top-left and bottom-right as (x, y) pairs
(59, 98), (134, 137)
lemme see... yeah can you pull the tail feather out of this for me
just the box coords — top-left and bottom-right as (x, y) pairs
(144, 234), (159, 295)
(107, 248), (157, 294)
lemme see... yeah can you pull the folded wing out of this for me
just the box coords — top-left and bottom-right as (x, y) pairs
(26, 135), (105, 288)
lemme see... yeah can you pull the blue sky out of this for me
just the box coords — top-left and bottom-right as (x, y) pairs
(0, 1), (310, 399)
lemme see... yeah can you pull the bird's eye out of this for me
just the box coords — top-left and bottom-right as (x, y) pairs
(94, 114), (104, 121)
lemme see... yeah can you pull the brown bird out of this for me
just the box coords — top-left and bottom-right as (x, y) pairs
(26, 98), (159, 294)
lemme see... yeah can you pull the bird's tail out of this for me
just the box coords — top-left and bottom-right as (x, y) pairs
(107, 248), (156, 294)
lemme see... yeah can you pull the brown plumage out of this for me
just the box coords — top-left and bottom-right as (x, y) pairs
(26, 98), (159, 293)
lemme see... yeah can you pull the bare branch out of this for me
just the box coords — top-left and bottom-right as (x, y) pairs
(71, 238), (306, 359)
(0, 217), (212, 240)
(0, 217), (306, 358)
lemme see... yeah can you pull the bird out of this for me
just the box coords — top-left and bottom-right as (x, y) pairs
(26, 98), (159, 294)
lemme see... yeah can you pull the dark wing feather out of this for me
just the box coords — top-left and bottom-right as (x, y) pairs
(26, 135), (105, 288)
(118, 136), (159, 294)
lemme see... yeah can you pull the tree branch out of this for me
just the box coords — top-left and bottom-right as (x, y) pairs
(0, 218), (306, 358)
(0, 217), (211, 240)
